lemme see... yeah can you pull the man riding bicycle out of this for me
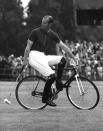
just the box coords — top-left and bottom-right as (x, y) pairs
(23, 15), (77, 106)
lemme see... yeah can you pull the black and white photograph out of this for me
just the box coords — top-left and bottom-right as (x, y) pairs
(0, 0), (103, 130)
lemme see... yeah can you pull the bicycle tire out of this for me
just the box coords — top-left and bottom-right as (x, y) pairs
(15, 75), (47, 110)
(66, 76), (100, 110)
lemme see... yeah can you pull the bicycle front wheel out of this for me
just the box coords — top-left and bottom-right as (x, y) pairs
(66, 76), (100, 110)
(15, 75), (47, 110)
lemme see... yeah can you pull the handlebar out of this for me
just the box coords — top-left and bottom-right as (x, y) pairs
(67, 64), (85, 70)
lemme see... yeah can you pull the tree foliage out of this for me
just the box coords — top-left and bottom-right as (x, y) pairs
(0, 0), (26, 56)
(0, 0), (75, 56)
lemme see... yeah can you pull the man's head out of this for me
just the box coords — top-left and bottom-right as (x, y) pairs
(42, 15), (54, 25)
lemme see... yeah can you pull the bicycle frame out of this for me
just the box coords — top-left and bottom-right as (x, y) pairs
(57, 66), (85, 95)
(18, 65), (84, 96)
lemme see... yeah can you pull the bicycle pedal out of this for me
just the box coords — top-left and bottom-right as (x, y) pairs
(52, 94), (58, 100)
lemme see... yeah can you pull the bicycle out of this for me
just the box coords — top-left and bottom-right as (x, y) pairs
(15, 64), (100, 110)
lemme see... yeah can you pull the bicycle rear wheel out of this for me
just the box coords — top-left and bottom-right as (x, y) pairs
(66, 76), (100, 110)
(15, 75), (47, 110)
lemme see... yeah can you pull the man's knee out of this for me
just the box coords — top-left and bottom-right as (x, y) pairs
(58, 57), (66, 67)
(48, 73), (56, 81)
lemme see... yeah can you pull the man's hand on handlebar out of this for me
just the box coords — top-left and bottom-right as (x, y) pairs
(70, 58), (80, 67)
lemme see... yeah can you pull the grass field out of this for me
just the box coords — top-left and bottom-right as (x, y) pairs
(0, 81), (103, 131)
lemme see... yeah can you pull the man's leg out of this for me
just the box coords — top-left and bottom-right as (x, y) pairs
(46, 55), (66, 91)
(29, 51), (55, 76)
(42, 74), (57, 106)
(29, 51), (57, 106)
(29, 52), (64, 106)
(56, 57), (66, 90)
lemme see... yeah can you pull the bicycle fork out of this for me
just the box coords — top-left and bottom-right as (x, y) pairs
(75, 74), (85, 95)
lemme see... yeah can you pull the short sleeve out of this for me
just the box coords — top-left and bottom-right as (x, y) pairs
(49, 30), (60, 43)
(53, 32), (60, 43)
(28, 29), (37, 42)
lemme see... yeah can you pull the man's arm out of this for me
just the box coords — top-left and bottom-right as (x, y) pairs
(58, 40), (77, 63)
(23, 39), (33, 65)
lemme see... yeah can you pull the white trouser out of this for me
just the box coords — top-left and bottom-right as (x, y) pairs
(29, 51), (63, 76)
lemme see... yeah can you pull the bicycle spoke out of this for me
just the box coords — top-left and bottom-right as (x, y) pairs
(66, 76), (99, 110)
(15, 76), (47, 110)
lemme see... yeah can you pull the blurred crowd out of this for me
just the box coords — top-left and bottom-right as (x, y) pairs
(0, 40), (103, 81)
(0, 54), (23, 80)
(64, 40), (103, 81)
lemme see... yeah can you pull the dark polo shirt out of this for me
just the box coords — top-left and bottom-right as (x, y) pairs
(29, 27), (60, 55)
